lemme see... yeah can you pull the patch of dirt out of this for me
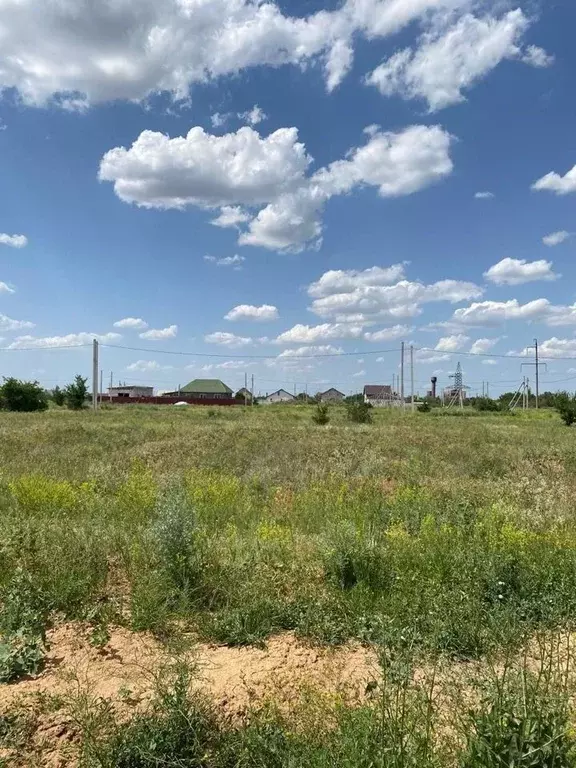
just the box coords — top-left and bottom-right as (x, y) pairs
(0, 623), (380, 766)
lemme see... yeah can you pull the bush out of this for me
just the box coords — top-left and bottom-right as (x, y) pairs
(0, 378), (48, 412)
(474, 397), (500, 412)
(0, 569), (47, 683)
(555, 393), (576, 426)
(312, 403), (330, 425)
(418, 401), (431, 413)
(65, 375), (88, 410)
(51, 386), (65, 406)
(346, 400), (373, 424)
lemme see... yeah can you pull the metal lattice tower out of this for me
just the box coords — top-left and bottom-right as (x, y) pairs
(450, 362), (463, 392)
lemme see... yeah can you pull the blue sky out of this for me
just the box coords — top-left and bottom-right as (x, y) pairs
(0, 0), (575, 397)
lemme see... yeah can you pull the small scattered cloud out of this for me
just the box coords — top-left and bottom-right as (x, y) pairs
(474, 191), (494, 199)
(0, 233), (27, 248)
(521, 45), (554, 68)
(126, 360), (173, 372)
(114, 317), (148, 330)
(225, 304), (278, 322)
(353, 369), (366, 377)
(482, 358), (497, 365)
(238, 105), (268, 125)
(204, 331), (253, 347)
(210, 112), (229, 128)
(543, 230), (571, 247)
(484, 257), (558, 285)
(204, 254), (246, 268)
(0, 282), (15, 294)
(210, 207), (251, 230)
(435, 334), (470, 352)
(139, 325), (178, 340)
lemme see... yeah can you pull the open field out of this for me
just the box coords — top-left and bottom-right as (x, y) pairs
(2, 404), (576, 766)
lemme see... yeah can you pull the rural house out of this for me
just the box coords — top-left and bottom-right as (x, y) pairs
(318, 388), (345, 403)
(166, 379), (233, 399)
(260, 389), (295, 404)
(363, 384), (394, 407)
(236, 387), (253, 403)
(108, 385), (154, 399)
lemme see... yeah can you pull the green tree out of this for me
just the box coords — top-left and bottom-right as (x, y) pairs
(51, 386), (65, 406)
(0, 378), (48, 412)
(312, 402), (330, 425)
(65, 375), (88, 410)
(346, 400), (373, 424)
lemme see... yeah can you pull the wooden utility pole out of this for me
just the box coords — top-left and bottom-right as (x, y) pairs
(92, 339), (99, 412)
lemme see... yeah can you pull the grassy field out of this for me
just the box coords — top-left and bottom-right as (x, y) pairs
(2, 403), (576, 766)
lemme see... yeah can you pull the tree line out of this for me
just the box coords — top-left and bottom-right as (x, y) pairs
(0, 376), (88, 412)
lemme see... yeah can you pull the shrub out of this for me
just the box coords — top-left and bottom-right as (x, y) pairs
(474, 397), (500, 412)
(555, 393), (576, 426)
(0, 569), (47, 683)
(312, 403), (330, 425)
(418, 401), (431, 413)
(346, 400), (373, 424)
(0, 378), (48, 412)
(51, 386), (66, 406)
(65, 375), (88, 410)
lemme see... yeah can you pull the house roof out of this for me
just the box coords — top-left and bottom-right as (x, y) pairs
(364, 385), (392, 397)
(320, 388), (345, 397)
(180, 379), (232, 394)
(109, 385), (153, 391)
(265, 389), (295, 399)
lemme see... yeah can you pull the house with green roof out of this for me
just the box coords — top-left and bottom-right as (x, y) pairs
(165, 379), (233, 399)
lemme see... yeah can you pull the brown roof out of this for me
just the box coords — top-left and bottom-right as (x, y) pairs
(364, 385), (392, 397)
(320, 388), (345, 397)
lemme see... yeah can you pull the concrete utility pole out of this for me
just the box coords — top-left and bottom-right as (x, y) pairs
(251, 374), (255, 406)
(92, 339), (99, 412)
(400, 341), (405, 410)
(244, 373), (248, 406)
(522, 339), (546, 409)
(410, 344), (415, 412)
(100, 370), (103, 405)
(109, 372), (113, 402)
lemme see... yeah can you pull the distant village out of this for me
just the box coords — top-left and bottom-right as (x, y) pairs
(105, 376), (462, 406)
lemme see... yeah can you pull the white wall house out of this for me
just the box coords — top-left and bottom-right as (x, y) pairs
(108, 385), (154, 398)
(260, 389), (295, 404)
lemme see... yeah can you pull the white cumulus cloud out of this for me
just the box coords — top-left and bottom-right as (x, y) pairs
(435, 334), (470, 352)
(139, 325), (178, 340)
(204, 331), (253, 347)
(470, 337), (499, 355)
(238, 105), (268, 126)
(0, 282), (15, 294)
(225, 304), (279, 322)
(532, 165), (576, 195)
(484, 257), (558, 285)
(8, 332), (120, 349)
(521, 45), (554, 68)
(365, 10), (533, 111)
(364, 325), (412, 342)
(126, 360), (173, 372)
(102, 123), (454, 253)
(0, 0), (465, 108)
(210, 207), (251, 229)
(450, 299), (551, 327)
(114, 317), (148, 330)
(543, 231), (571, 247)
(0, 314), (35, 332)
(0, 233), (28, 248)
(278, 345), (343, 358)
(308, 262), (483, 323)
(275, 323), (364, 344)
(475, 191), (494, 199)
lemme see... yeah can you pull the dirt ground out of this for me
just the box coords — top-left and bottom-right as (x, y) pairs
(0, 622), (380, 767)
